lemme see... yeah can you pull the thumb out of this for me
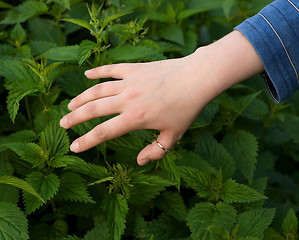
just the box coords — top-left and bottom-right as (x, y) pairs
(137, 130), (176, 166)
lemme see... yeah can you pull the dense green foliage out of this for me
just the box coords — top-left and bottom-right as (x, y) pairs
(0, 0), (299, 239)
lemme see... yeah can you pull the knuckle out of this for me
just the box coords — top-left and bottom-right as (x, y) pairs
(127, 110), (146, 125)
(103, 64), (116, 74)
(85, 102), (97, 115)
(124, 89), (140, 101)
(93, 83), (103, 95)
(93, 126), (106, 141)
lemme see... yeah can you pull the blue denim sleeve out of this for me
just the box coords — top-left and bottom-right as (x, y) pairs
(234, 0), (299, 103)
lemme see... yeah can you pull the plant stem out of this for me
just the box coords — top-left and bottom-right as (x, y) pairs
(40, 94), (50, 125)
(24, 96), (32, 125)
(86, 59), (94, 68)
(50, 199), (57, 214)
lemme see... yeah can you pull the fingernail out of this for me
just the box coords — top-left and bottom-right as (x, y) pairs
(68, 99), (76, 110)
(60, 116), (67, 128)
(84, 69), (94, 76)
(70, 141), (79, 152)
(138, 158), (149, 166)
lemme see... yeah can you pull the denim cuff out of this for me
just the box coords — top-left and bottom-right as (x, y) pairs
(235, 0), (299, 103)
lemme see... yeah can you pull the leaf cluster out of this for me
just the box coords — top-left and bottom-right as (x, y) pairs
(0, 0), (298, 239)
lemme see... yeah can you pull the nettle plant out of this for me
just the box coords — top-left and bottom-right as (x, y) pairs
(0, 0), (299, 240)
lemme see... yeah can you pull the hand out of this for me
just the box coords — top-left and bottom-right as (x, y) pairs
(60, 31), (264, 166)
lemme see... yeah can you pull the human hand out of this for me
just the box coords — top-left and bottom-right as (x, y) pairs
(60, 31), (264, 166)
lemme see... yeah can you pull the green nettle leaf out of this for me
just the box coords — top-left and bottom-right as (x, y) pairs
(56, 70), (96, 97)
(0, 130), (36, 152)
(4, 79), (39, 122)
(43, 61), (64, 80)
(0, 59), (40, 122)
(10, 23), (26, 46)
(264, 228), (285, 240)
(29, 40), (57, 55)
(0, 175), (44, 203)
(63, 18), (92, 31)
(219, 91), (261, 116)
(84, 223), (110, 240)
(142, 214), (188, 240)
(64, 235), (82, 240)
(52, 0), (70, 9)
(195, 131), (236, 179)
(23, 172), (60, 214)
(2, 1), (48, 24)
(107, 135), (145, 151)
(0, 1), (13, 9)
(31, 219), (69, 239)
(178, 166), (211, 199)
(237, 208), (276, 238)
(251, 177), (268, 194)
(242, 98), (269, 121)
(66, 162), (109, 179)
(156, 191), (187, 221)
(48, 45), (79, 61)
(108, 0), (121, 7)
(160, 25), (185, 46)
(57, 172), (95, 203)
(0, 44), (17, 58)
(220, 179), (266, 203)
(0, 59), (39, 83)
(181, 167), (253, 203)
(78, 40), (96, 65)
(222, 130), (258, 183)
(0, 202), (29, 240)
(107, 44), (166, 62)
(190, 102), (219, 129)
(49, 155), (86, 168)
(282, 208), (298, 236)
(101, 12), (131, 29)
(187, 202), (237, 240)
(178, 8), (208, 20)
(54, 219), (69, 238)
(0, 184), (19, 204)
(6, 142), (43, 165)
(158, 152), (181, 186)
(129, 174), (173, 205)
(28, 17), (61, 45)
(223, 0), (236, 17)
(280, 118), (299, 146)
(0, 130), (36, 144)
(176, 150), (217, 174)
(104, 193), (129, 240)
(133, 212), (147, 239)
(44, 122), (70, 158)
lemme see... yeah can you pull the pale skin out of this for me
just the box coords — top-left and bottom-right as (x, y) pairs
(60, 30), (264, 166)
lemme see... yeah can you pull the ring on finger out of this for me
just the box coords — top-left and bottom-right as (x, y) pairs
(155, 140), (170, 154)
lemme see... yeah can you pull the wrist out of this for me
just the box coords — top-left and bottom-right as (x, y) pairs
(190, 30), (264, 97)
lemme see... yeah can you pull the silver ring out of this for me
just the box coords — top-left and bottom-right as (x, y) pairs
(155, 140), (170, 153)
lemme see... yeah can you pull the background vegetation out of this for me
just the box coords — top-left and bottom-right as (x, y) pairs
(0, 0), (299, 239)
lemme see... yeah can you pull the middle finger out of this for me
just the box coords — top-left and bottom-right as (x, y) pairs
(60, 96), (122, 129)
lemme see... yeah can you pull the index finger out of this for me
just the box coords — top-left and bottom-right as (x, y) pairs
(68, 80), (124, 111)
(84, 63), (138, 80)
